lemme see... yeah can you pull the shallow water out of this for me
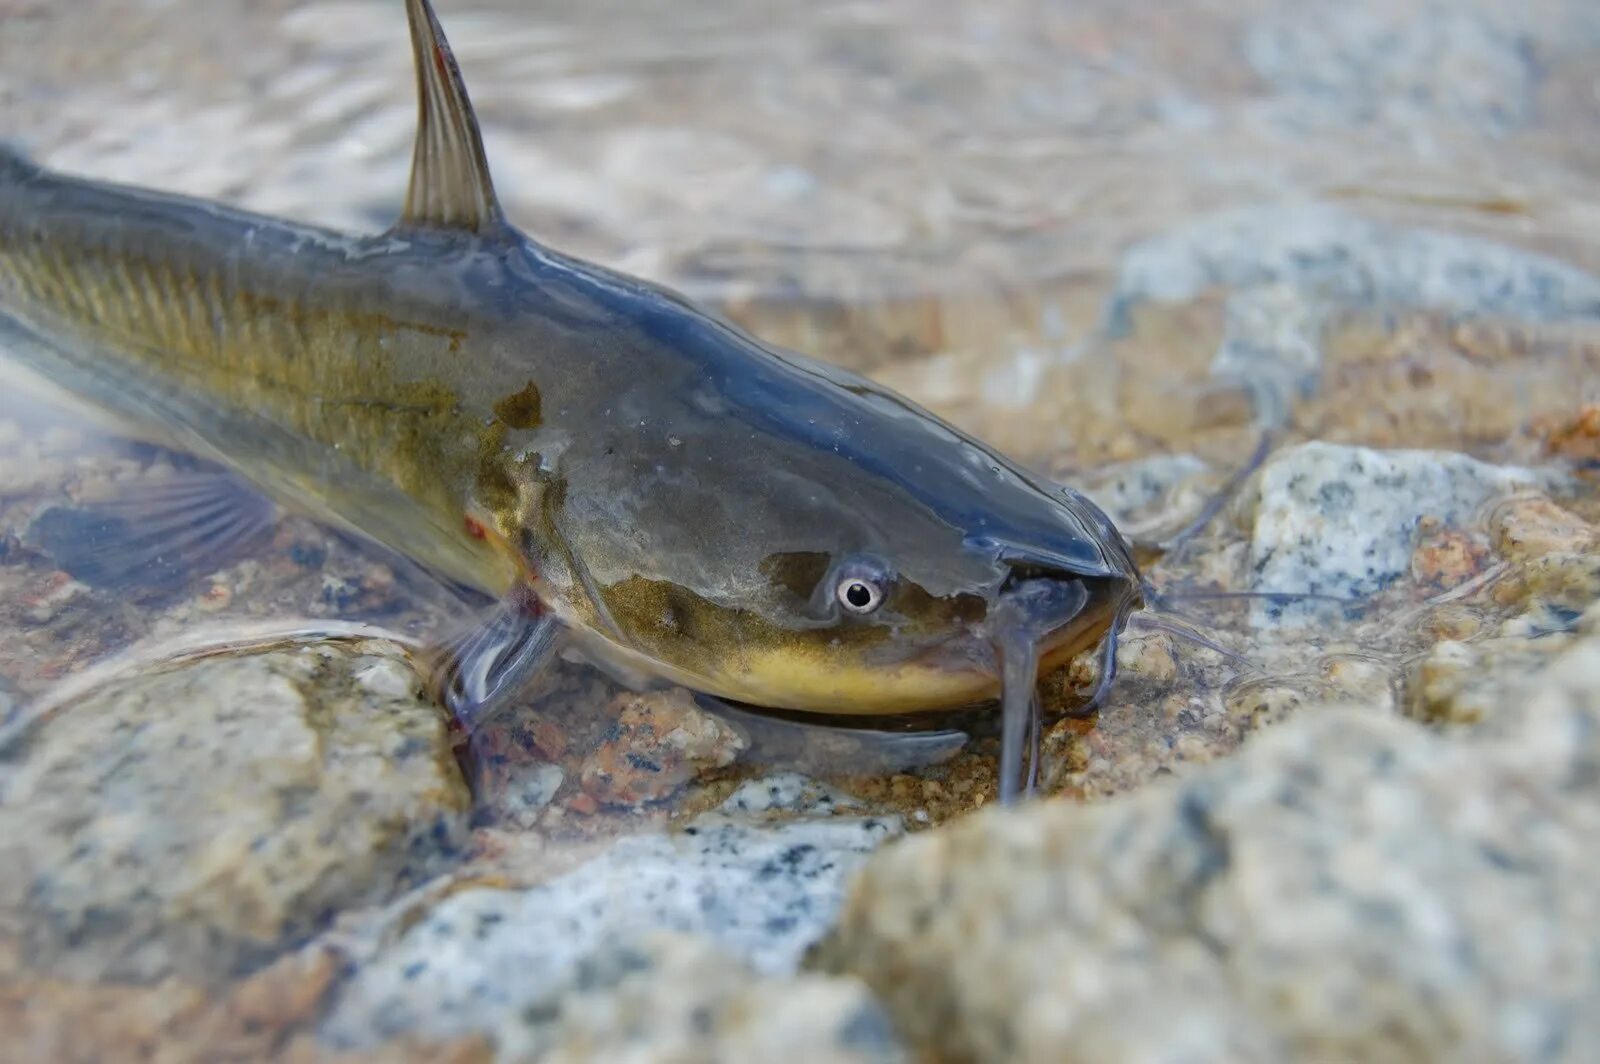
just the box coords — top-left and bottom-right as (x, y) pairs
(2, 0), (1599, 1057)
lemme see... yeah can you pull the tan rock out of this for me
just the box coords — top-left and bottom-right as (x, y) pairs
(814, 620), (1600, 1063)
(0, 947), (490, 1063)
(1490, 495), (1598, 563)
(0, 640), (470, 982)
(580, 688), (746, 807)
(1540, 404), (1600, 465)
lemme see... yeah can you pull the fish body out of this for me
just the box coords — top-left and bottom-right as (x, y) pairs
(0, 155), (514, 592)
(0, 0), (1142, 792)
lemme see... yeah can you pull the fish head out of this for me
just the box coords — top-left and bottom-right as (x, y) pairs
(515, 319), (1143, 716)
(689, 534), (1143, 717)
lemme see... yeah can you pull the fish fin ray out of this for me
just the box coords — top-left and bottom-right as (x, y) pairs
(421, 596), (561, 733)
(395, 0), (505, 235)
(690, 693), (971, 775)
(25, 470), (277, 597)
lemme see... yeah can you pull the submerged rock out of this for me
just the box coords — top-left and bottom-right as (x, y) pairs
(324, 781), (899, 1049)
(1490, 495), (1599, 564)
(813, 610), (1600, 1063)
(1111, 204), (1600, 327)
(1076, 453), (1213, 542)
(579, 688), (746, 807)
(1244, 441), (1543, 625)
(1542, 405), (1600, 468)
(0, 640), (470, 982)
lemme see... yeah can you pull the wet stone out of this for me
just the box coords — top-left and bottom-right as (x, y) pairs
(1407, 638), (1517, 726)
(1244, 441), (1546, 626)
(1076, 453), (1212, 542)
(501, 762), (566, 822)
(0, 947), (373, 1064)
(2, 0), (1600, 1057)
(1491, 495), (1599, 563)
(814, 613), (1600, 1064)
(1409, 519), (1493, 592)
(718, 772), (865, 816)
(1496, 551), (1600, 609)
(495, 933), (904, 1064)
(1406, 579), (1600, 727)
(0, 640), (470, 982)
(579, 688), (746, 807)
(1541, 404), (1600, 468)
(323, 784), (900, 1049)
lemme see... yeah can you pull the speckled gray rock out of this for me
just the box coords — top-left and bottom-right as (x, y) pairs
(718, 772), (867, 816)
(0, 641), (469, 982)
(813, 613), (1600, 1063)
(1109, 205), (1600, 329)
(323, 783), (900, 1049)
(1244, 442), (1538, 625)
(502, 933), (904, 1064)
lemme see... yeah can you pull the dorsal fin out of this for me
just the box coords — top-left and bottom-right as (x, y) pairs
(396, 0), (505, 234)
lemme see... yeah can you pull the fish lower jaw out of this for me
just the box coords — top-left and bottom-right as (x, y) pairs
(569, 621), (1112, 718)
(570, 629), (999, 716)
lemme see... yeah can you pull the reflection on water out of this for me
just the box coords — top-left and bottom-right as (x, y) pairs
(2, 0), (1600, 1056)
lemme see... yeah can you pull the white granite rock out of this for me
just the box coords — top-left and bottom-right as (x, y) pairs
(1244, 441), (1539, 626)
(323, 786), (900, 1049)
(505, 933), (905, 1063)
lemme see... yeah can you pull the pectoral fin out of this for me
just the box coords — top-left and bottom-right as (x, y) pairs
(421, 593), (561, 732)
(24, 469), (278, 601)
(395, 0), (505, 235)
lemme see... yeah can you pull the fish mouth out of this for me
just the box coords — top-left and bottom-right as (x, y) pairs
(983, 566), (1136, 802)
(879, 568), (1128, 715)
(990, 568), (1127, 674)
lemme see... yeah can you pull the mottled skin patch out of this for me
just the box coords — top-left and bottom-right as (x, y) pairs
(492, 381), (542, 430)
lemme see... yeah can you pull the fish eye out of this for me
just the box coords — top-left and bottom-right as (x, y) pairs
(834, 559), (891, 615)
